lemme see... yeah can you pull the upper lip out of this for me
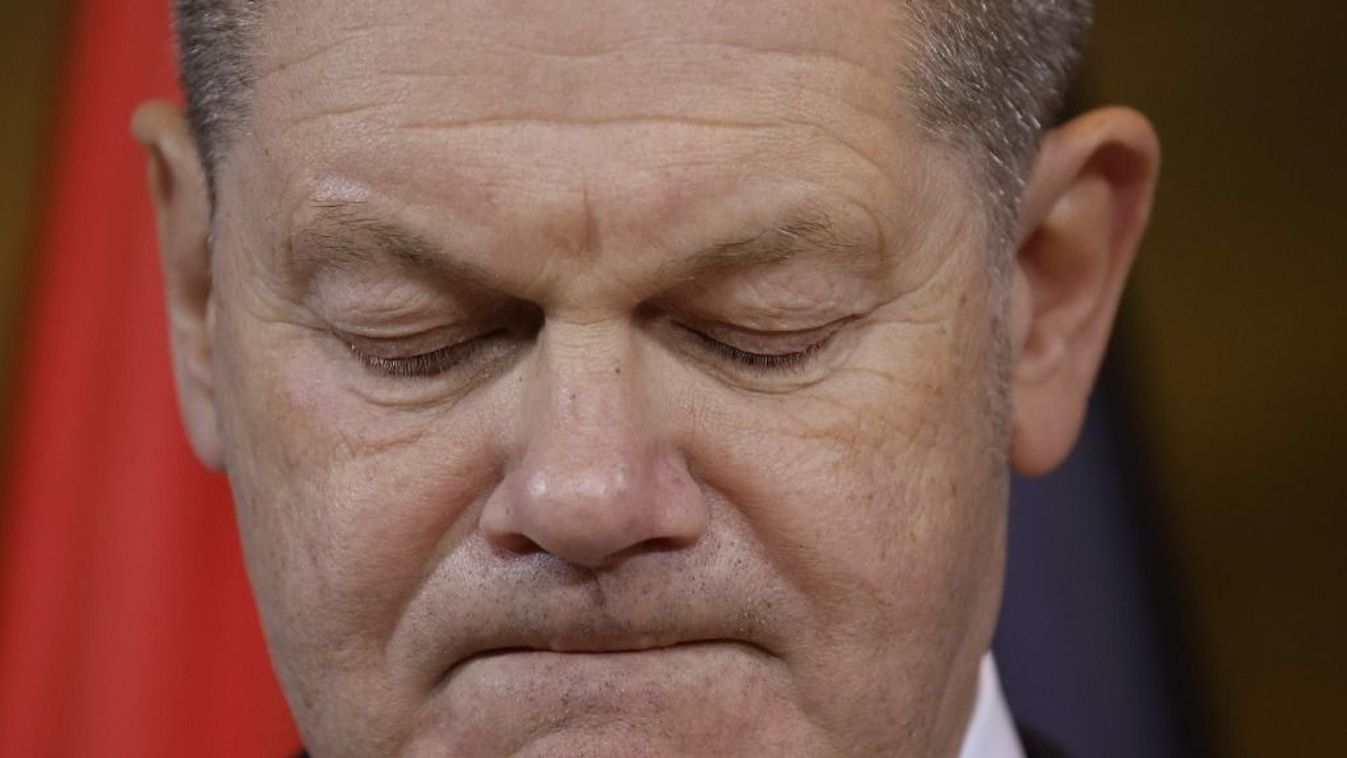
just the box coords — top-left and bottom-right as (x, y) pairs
(473, 637), (739, 656)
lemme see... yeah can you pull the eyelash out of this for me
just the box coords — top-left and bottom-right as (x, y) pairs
(346, 325), (833, 379)
(681, 326), (831, 372)
(346, 331), (502, 378)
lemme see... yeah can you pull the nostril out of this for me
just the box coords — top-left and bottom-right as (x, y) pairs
(492, 532), (544, 557)
(639, 536), (683, 553)
(609, 535), (694, 563)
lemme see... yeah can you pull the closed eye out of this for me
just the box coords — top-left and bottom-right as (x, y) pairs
(336, 303), (543, 380)
(345, 330), (507, 378)
(677, 323), (840, 373)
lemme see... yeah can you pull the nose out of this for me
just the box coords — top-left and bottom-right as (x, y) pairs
(480, 329), (709, 570)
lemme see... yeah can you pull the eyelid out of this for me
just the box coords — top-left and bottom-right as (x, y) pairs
(334, 302), (543, 380)
(340, 325), (464, 359)
(688, 317), (851, 352)
(674, 317), (851, 374)
(338, 327), (503, 379)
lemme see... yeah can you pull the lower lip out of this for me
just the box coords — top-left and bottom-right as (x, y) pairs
(440, 640), (777, 704)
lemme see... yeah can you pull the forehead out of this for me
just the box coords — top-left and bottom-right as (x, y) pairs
(230, 0), (951, 274)
(255, 0), (907, 95)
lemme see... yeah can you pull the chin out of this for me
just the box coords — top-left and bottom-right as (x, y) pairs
(400, 645), (829, 757)
(417, 726), (741, 758)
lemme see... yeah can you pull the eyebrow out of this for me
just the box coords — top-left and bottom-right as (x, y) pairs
(661, 208), (886, 283)
(288, 203), (504, 292)
(287, 201), (886, 293)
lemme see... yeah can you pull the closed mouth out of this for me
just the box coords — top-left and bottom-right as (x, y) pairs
(438, 638), (768, 690)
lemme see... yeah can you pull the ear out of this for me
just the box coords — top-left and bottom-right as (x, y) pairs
(1008, 106), (1160, 476)
(132, 100), (225, 471)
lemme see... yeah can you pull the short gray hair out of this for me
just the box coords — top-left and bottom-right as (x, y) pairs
(174, 0), (1091, 237)
(905, 0), (1092, 244)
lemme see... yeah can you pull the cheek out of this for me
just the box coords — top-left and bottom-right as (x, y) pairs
(702, 320), (1001, 591)
(687, 293), (1008, 713)
(214, 314), (505, 681)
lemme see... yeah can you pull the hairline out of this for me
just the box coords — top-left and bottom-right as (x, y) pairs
(175, 1), (1091, 277)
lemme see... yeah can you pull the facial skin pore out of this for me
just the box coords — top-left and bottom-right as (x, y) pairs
(135, 1), (1159, 755)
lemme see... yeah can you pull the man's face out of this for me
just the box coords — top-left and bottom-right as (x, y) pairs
(209, 0), (1008, 754)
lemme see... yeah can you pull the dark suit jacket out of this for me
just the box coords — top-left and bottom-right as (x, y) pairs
(1017, 722), (1070, 758)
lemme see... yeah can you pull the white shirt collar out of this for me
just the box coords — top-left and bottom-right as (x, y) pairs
(957, 655), (1025, 758)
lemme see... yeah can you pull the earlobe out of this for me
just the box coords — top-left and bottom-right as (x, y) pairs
(132, 100), (226, 471)
(1008, 106), (1160, 476)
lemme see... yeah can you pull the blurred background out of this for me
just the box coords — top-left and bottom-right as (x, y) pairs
(1, 1), (1342, 756)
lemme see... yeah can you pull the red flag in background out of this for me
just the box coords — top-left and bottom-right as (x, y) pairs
(0, 0), (298, 755)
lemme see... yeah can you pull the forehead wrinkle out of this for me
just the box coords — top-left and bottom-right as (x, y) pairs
(251, 4), (911, 139)
(257, 0), (904, 68)
(255, 23), (372, 81)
